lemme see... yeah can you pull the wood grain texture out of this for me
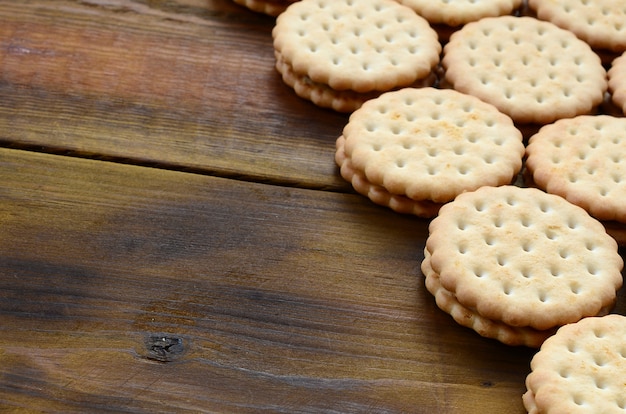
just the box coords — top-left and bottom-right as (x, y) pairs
(1, 1), (626, 413)
(0, 148), (586, 413)
(0, 0), (350, 190)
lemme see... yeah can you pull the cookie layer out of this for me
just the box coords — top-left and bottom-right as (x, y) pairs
(341, 87), (524, 204)
(442, 16), (607, 124)
(427, 185), (623, 331)
(528, 0), (626, 52)
(524, 314), (626, 413)
(526, 115), (626, 223)
(273, 0), (441, 93)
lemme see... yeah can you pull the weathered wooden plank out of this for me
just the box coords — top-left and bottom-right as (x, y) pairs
(0, 148), (568, 413)
(0, 0), (349, 190)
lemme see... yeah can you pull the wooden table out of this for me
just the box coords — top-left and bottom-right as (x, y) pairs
(0, 1), (623, 413)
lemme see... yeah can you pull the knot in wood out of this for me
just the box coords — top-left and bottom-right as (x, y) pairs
(144, 335), (186, 363)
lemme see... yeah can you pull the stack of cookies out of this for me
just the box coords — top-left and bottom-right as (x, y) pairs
(525, 115), (626, 245)
(335, 87), (525, 217)
(526, 0), (626, 66)
(422, 185), (623, 348)
(441, 15), (608, 135)
(523, 314), (626, 413)
(271, 0), (441, 112)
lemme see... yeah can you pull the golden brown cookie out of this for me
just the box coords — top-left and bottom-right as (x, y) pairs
(442, 16), (607, 124)
(424, 185), (623, 346)
(528, 0), (626, 53)
(523, 314), (626, 413)
(272, 0), (441, 112)
(526, 115), (626, 223)
(336, 87), (524, 216)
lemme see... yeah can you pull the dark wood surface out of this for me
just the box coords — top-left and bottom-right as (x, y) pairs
(0, 0), (350, 190)
(0, 1), (624, 413)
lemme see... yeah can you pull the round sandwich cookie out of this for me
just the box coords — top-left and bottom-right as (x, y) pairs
(232, 0), (298, 16)
(395, 0), (524, 43)
(523, 314), (626, 413)
(423, 185), (623, 347)
(525, 115), (626, 244)
(527, 0), (626, 65)
(272, 0), (441, 112)
(608, 51), (626, 116)
(442, 16), (608, 125)
(335, 87), (525, 217)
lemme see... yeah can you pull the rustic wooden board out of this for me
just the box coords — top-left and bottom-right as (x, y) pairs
(2, 1), (626, 413)
(0, 0), (350, 190)
(0, 148), (604, 413)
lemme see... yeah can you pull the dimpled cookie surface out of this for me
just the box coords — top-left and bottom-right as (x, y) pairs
(524, 314), (626, 413)
(442, 16), (607, 124)
(427, 186), (623, 331)
(526, 115), (626, 223)
(342, 88), (524, 204)
(273, 0), (440, 93)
